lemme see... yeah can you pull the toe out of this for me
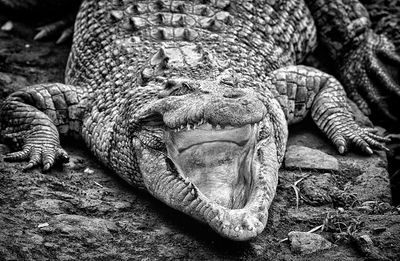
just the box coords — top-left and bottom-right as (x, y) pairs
(4, 146), (31, 161)
(367, 57), (400, 97)
(42, 149), (56, 171)
(23, 150), (41, 170)
(359, 70), (398, 121)
(332, 135), (347, 154)
(352, 136), (373, 155)
(56, 148), (70, 163)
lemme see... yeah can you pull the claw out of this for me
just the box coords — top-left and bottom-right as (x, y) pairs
(338, 145), (345, 154)
(332, 135), (347, 154)
(56, 27), (73, 44)
(23, 162), (35, 171)
(33, 16), (73, 43)
(57, 148), (70, 163)
(33, 29), (49, 41)
(43, 163), (51, 172)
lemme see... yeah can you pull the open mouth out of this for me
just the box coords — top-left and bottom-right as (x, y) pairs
(165, 122), (258, 209)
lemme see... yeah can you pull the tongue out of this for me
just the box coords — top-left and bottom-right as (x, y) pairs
(171, 141), (249, 209)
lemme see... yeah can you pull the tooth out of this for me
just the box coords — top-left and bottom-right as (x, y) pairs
(215, 124), (221, 130)
(187, 124), (191, 130)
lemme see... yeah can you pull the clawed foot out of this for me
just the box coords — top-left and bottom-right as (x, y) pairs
(3, 130), (69, 171)
(34, 14), (75, 44)
(340, 31), (400, 124)
(328, 116), (390, 155)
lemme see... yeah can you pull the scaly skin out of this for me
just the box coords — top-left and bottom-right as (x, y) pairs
(362, 0), (400, 51)
(0, 0), (395, 240)
(309, 0), (400, 123)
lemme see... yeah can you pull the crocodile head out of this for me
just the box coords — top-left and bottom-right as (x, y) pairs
(127, 73), (288, 240)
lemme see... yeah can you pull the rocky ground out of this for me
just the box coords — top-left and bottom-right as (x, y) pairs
(1, 4), (400, 261)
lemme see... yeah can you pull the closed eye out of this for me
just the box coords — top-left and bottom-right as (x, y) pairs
(169, 82), (192, 96)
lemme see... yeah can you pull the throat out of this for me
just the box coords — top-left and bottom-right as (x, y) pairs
(165, 124), (257, 209)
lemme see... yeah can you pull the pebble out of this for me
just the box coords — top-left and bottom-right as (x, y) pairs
(288, 231), (334, 255)
(1, 21), (13, 31)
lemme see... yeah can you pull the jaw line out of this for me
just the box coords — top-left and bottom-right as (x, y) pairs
(137, 124), (280, 241)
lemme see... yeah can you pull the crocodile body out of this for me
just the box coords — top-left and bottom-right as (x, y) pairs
(1, 0), (399, 240)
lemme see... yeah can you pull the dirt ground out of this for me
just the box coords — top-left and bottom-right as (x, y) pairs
(0, 3), (400, 261)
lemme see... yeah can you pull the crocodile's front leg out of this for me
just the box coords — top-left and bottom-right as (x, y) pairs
(306, 0), (400, 125)
(0, 83), (87, 170)
(265, 65), (388, 154)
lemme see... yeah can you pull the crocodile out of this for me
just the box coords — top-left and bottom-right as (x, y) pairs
(0, 0), (399, 241)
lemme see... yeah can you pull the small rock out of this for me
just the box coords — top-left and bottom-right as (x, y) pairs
(84, 168), (94, 174)
(1, 21), (13, 31)
(288, 231), (334, 255)
(38, 222), (49, 228)
(284, 145), (339, 171)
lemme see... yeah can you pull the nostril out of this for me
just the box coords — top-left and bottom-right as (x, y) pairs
(223, 90), (244, 99)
